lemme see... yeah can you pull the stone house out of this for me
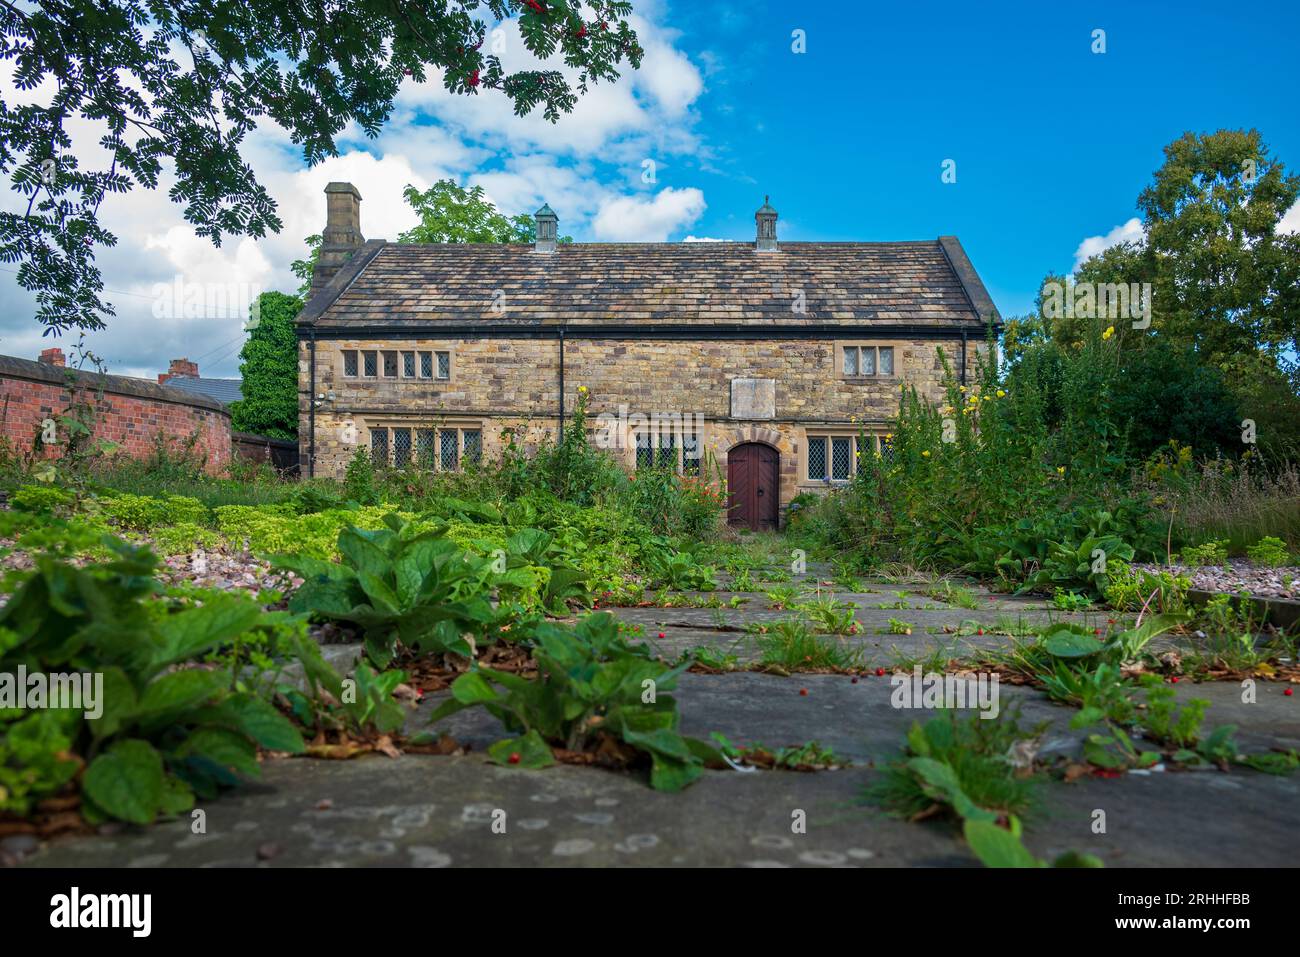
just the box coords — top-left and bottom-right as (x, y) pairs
(297, 183), (999, 530)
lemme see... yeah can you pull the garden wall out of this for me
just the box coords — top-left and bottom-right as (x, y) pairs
(0, 352), (232, 474)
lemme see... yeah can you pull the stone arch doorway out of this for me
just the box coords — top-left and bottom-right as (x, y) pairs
(727, 442), (780, 531)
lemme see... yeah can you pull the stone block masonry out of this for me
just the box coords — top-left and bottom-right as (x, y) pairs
(0, 353), (232, 473)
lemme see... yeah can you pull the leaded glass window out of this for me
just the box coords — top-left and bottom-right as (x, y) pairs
(808, 436), (827, 481)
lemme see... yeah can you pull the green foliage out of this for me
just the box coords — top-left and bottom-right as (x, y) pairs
(98, 491), (209, 530)
(1246, 536), (1292, 567)
(1103, 561), (1190, 614)
(867, 707), (1041, 823)
(343, 448), (380, 506)
(0, 542), (303, 824)
(273, 513), (496, 668)
(279, 636), (413, 737)
(1050, 588), (1093, 612)
(10, 484), (75, 515)
(645, 547), (718, 591)
(0, 709), (81, 815)
(1136, 676), (1207, 749)
(149, 522), (221, 557)
(799, 592), (859, 635)
(1179, 539), (1229, 567)
(757, 618), (860, 670)
(4, 0), (643, 334)
(964, 815), (1103, 868)
(397, 180), (574, 244)
(230, 291), (301, 440)
(426, 613), (720, 791)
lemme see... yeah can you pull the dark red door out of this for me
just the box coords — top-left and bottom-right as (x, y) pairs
(727, 443), (780, 531)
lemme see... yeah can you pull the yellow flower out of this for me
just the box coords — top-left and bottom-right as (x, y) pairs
(578, 385), (588, 393)
(922, 450), (931, 458)
(959, 386), (968, 393)
(1056, 466), (1066, 474)
(962, 408), (970, 415)
(884, 433), (893, 440)
(1102, 326), (1115, 340)
(982, 395), (990, 402)
(996, 389), (1006, 398)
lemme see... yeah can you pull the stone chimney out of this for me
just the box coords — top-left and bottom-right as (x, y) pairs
(38, 347), (65, 367)
(308, 182), (366, 300)
(755, 196), (778, 252)
(159, 357), (199, 384)
(534, 203), (558, 253)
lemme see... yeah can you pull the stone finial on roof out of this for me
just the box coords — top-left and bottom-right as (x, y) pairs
(534, 203), (558, 253)
(755, 195), (778, 252)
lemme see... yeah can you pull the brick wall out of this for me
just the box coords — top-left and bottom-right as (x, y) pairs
(0, 354), (232, 473)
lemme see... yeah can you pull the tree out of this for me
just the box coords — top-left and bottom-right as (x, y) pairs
(0, 1), (642, 334)
(230, 291), (300, 440)
(1015, 129), (1300, 460)
(397, 180), (573, 244)
(1137, 130), (1300, 375)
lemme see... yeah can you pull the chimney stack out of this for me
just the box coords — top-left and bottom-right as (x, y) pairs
(159, 357), (199, 384)
(308, 182), (365, 300)
(38, 347), (65, 367)
(755, 196), (778, 252)
(534, 203), (558, 253)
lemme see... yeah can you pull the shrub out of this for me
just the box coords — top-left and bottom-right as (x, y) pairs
(1178, 539), (1228, 567)
(1246, 536), (1292, 567)
(10, 484), (75, 515)
(273, 513), (497, 667)
(99, 492), (209, 530)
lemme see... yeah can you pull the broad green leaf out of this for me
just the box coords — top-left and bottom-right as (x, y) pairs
(156, 595), (263, 670)
(206, 694), (305, 753)
(1042, 626), (1104, 658)
(83, 739), (165, 825)
(451, 671), (501, 705)
(179, 727), (260, 777)
(88, 666), (138, 739)
(487, 730), (554, 768)
(963, 818), (1042, 868)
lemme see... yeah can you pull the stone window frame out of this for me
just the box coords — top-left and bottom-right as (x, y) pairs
(835, 341), (899, 381)
(628, 419), (705, 475)
(799, 430), (892, 486)
(341, 347), (453, 382)
(367, 418), (482, 471)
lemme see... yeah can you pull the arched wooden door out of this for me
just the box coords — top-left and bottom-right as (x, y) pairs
(727, 442), (780, 531)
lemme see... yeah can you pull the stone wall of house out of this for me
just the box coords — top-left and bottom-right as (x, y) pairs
(0, 353), (232, 473)
(300, 334), (987, 518)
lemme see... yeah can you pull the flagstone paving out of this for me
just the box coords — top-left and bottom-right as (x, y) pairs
(17, 576), (1300, 868)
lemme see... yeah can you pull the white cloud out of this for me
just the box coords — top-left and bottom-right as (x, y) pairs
(0, 7), (710, 377)
(683, 235), (733, 242)
(592, 187), (705, 241)
(1072, 217), (1145, 272)
(1278, 201), (1300, 234)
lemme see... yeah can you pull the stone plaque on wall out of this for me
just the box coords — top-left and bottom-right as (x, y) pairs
(730, 378), (776, 420)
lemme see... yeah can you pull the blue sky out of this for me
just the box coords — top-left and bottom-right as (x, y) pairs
(0, 0), (1296, 377)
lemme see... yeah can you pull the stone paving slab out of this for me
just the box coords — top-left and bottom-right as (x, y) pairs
(22, 670), (1299, 868)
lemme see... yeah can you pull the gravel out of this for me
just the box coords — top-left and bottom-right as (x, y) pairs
(1133, 559), (1300, 600)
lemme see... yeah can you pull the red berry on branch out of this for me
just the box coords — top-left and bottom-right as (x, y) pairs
(508, 752), (521, 764)
(468, 69), (480, 87)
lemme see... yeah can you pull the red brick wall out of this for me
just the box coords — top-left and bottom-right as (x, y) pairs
(0, 356), (232, 474)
